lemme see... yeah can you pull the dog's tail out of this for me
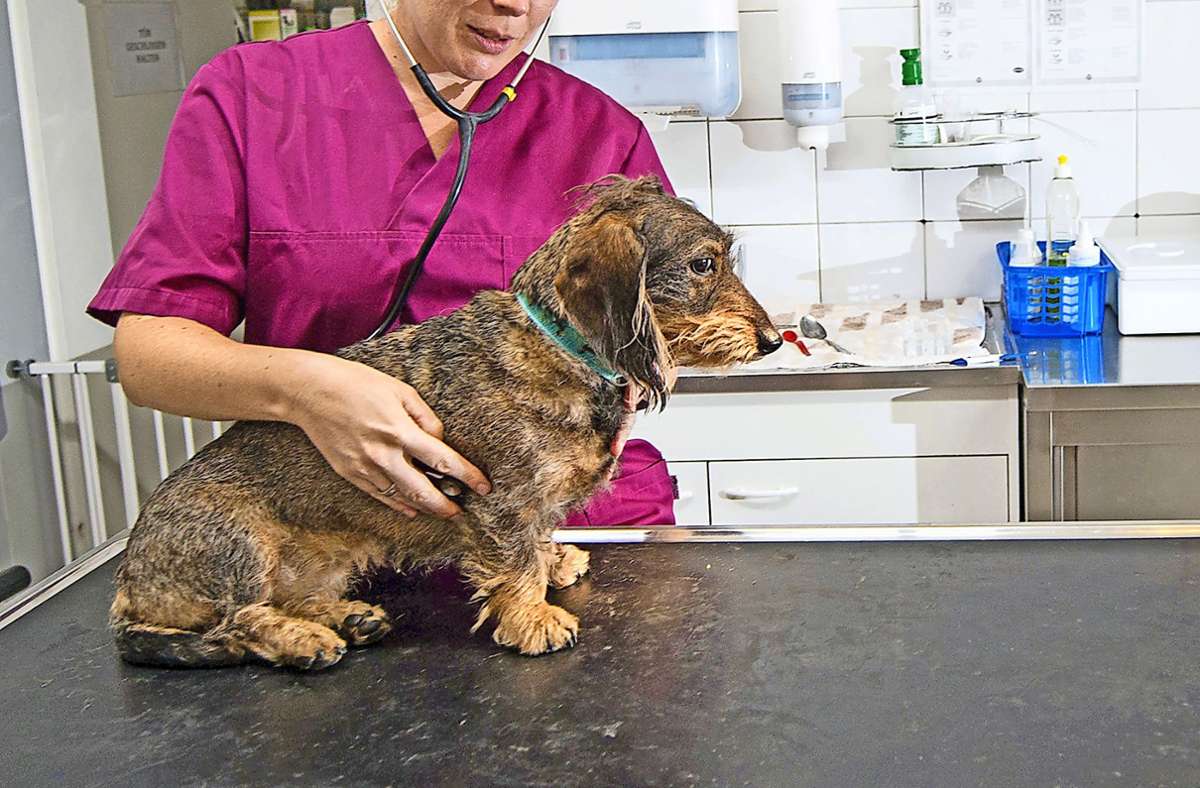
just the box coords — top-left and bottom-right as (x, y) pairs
(112, 619), (247, 668)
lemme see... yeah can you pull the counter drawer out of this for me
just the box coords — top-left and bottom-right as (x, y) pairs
(708, 456), (1009, 525)
(635, 388), (1019, 461)
(669, 461), (710, 526)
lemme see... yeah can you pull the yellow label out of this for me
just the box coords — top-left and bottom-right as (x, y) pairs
(247, 11), (282, 42)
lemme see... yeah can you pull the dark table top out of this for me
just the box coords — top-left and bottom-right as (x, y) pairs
(4, 540), (1200, 787)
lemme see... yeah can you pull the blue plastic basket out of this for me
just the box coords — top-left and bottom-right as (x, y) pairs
(997, 241), (1113, 336)
(1012, 333), (1107, 385)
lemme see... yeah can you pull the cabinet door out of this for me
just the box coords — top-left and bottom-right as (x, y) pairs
(709, 456), (1009, 525)
(669, 461), (710, 527)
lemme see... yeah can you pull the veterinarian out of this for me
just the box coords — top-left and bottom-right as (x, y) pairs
(87, 0), (678, 526)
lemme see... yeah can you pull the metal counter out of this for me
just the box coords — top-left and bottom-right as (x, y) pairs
(6, 534), (1200, 787)
(1010, 308), (1200, 520)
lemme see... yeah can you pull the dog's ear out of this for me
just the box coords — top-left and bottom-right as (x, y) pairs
(554, 212), (670, 408)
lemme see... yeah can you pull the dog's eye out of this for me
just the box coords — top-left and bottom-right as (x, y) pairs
(690, 258), (716, 275)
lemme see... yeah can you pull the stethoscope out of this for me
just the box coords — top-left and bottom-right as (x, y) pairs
(367, 6), (551, 340)
(368, 6), (551, 501)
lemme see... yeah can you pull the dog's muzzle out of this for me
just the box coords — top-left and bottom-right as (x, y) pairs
(757, 329), (784, 355)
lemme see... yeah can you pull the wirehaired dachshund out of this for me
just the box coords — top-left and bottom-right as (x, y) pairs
(111, 175), (782, 669)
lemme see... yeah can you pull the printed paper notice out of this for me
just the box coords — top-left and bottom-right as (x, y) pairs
(105, 2), (185, 97)
(1038, 0), (1142, 86)
(925, 0), (1033, 88)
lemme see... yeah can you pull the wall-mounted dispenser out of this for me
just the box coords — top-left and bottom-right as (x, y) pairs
(778, 0), (845, 152)
(547, 0), (741, 129)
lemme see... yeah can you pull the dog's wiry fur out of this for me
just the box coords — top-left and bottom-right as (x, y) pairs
(111, 176), (780, 669)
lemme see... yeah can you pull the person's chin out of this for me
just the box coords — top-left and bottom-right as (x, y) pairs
(456, 51), (514, 81)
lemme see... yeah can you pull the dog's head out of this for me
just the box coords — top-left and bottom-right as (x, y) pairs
(512, 176), (781, 409)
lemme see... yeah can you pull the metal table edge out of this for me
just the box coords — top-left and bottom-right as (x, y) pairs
(8, 522), (1200, 629)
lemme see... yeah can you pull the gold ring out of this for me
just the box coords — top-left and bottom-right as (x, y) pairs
(379, 482), (398, 498)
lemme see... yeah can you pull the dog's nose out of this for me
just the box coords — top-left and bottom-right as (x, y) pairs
(757, 329), (783, 355)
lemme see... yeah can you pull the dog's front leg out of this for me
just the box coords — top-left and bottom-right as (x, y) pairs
(463, 541), (579, 656)
(547, 543), (590, 589)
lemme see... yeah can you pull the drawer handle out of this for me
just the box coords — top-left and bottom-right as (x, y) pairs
(720, 486), (801, 501)
(677, 490), (696, 502)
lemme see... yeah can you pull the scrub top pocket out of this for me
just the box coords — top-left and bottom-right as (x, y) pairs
(502, 235), (552, 284)
(246, 231), (505, 352)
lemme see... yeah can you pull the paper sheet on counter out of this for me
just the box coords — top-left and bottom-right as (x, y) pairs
(743, 297), (989, 371)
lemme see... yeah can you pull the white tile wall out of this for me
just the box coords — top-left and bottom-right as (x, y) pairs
(1140, 1), (1200, 110)
(1030, 111), (1138, 219)
(1139, 214), (1200, 237)
(731, 225), (820, 314)
(642, 1), (1200, 305)
(648, 121), (713, 217)
(819, 222), (925, 303)
(819, 117), (922, 223)
(925, 220), (1020, 301)
(1138, 109), (1200, 216)
(710, 120), (817, 224)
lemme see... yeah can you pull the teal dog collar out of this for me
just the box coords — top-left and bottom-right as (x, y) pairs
(515, 292), (624, 385)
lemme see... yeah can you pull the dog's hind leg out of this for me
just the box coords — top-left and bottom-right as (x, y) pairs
(112, 618), (248, 668)
(226, 603), (348, 671)
(282, 599), (392, 647)
(269, 532), (393, 647)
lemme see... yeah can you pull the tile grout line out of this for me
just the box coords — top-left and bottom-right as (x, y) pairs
(1134, 86), (1142, 229)
(705, 119), (715, 220)
(813, 149), (824, 302)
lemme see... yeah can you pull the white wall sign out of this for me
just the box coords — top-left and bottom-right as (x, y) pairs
(104, 2), (185, 97)
(1037, 0), (1143, 86)
(922, 0), (1143, 89)
(925, 0), (1034, 88)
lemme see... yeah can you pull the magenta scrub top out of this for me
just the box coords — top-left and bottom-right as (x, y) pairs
(88, 21), (676, 526)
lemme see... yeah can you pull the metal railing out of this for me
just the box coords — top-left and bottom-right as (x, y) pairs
(5, 359), (225, 566)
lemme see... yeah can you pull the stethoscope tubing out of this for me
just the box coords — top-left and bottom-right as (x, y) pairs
(367, 7), (548, 340)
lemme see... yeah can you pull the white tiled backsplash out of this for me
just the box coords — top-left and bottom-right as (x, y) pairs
(643, 0), (1200, 308)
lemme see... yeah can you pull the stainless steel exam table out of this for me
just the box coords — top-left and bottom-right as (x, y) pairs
(3, 525), (1199, 787)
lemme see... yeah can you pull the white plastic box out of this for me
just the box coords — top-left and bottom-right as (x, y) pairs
(1100, 237), (1200, 335)
(547, 0), (741, 118)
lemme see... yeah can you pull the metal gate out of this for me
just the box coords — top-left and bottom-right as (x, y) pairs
(5, 359), (225, 566)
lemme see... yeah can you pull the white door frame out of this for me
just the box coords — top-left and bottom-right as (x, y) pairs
(6, 0), (115, 361)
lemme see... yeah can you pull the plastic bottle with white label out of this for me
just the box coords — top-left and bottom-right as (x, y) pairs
(894, 48), (939, 146)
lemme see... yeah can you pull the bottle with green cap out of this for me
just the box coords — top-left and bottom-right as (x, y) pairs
(895, 48), (939, 146)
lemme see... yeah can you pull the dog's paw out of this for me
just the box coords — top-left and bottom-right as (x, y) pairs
(549, 545), (591, 589)
(278, 623), (348, 671)
(335, 602), (393, 647)
(493, 602), (579, 656)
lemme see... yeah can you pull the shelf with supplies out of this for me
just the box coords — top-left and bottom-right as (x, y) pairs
(889, 111), (1041, 172)
(235, 2), (368, 42)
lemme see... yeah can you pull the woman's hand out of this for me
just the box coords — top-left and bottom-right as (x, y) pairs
(285, 354), (491, 518)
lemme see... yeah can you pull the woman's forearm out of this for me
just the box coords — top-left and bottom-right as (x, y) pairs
(113, 313), (318, 424)
(112, 312), (490, 518)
